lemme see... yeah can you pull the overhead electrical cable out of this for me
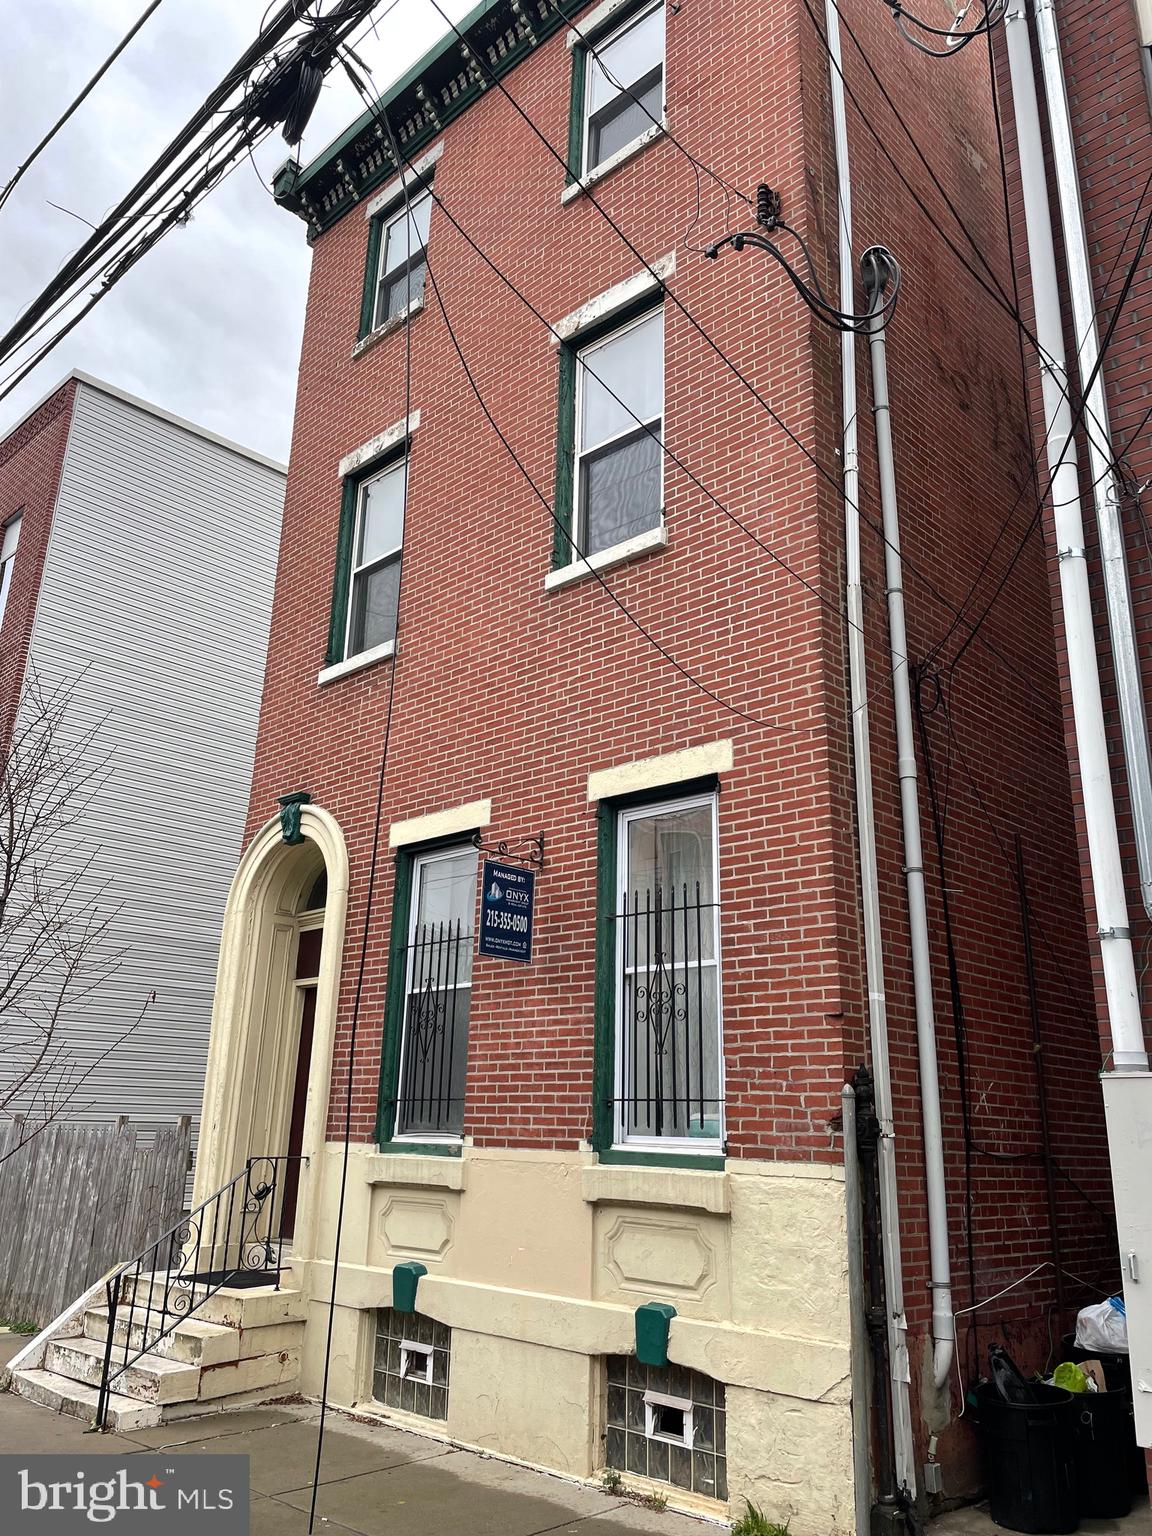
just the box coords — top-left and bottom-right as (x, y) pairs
(417, 0), (1067, 728)
(0, 0), (168, 214)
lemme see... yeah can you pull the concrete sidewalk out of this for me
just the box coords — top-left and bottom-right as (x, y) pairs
(0, 1333), (714, 1536)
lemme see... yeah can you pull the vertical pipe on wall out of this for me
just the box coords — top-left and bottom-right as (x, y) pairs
(1032, 0), (1152, 931)
(862, 248), (955, 1391)
(1003, 3), (1149, 1072)
(825, 0), (917, 1496)
(842, 1081), (875, 1536)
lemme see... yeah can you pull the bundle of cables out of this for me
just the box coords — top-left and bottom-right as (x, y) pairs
(704, 185), (901, 333)
(877, 0), (1009, 57)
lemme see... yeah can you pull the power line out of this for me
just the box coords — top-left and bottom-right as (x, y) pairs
(417, 0), (1067, 728)
(0, 0), (168, 214)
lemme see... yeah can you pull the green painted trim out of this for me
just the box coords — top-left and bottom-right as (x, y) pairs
(377, 1141), (463, 1158)
(565, 42), (587, 184)
(391, 1259), (428, 1313)
(289, 0), (590, 234)
(375, 851), (415, 1147)
(326, 477), (359, 665)
(596, 1149), (726, 1170)
(592, 801), (617, 1152)
(635, 1300), (677, 1366)
(359, 213), (384, 341)
(552, 345), (577, 568)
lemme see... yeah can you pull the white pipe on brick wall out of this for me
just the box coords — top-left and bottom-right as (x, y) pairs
(1004, 3), (1149, 1070)
(863, 249), (955, 1392)
(1032, 0), (1152, 938)
(825, 0), (918, 1497)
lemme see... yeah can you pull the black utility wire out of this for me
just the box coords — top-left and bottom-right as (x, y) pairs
(304, 98), (413, 1536)
(419, 0), (1067, 731)
(0, 0), (168, 214)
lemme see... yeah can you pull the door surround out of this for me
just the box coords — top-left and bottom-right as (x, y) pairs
(194, 804), (348, 1267)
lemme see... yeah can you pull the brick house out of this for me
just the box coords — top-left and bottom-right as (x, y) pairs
(168, 0), (1121, 1524)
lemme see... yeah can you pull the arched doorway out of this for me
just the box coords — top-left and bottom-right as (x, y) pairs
(194, 806), (348, 1265)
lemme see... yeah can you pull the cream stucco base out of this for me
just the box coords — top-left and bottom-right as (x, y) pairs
(291, 1144), (857, 1535)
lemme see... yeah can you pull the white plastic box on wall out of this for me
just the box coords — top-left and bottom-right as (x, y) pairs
(1101, 1070), (1152, 1446)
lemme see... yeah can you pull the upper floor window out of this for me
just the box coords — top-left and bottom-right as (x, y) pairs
(612, 792), (723, 1149)
(575, 306), (663, 557)
(373, 188), (432, 331)
(347, 459), (405, 659)
(0, 512), (23, 631)
(583, 2), (665, 174)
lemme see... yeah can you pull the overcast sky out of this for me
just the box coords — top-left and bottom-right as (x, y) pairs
(0, 0), (474, 462)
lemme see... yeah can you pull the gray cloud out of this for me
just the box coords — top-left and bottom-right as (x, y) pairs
(0, 0), (471, 461)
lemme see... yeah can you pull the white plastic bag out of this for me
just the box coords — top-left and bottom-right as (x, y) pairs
(1075, 1295), (1128, 1354)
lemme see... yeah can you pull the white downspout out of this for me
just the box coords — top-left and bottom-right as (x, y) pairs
(1033, 0), (1152, 933)
(863, 247), (955, 1390)
(825, 0), (918, 1496)
(1003, 4), (1149, 1070)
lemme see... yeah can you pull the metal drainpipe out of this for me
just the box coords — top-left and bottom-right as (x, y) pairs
(862, 247), (955, 1392)
(824, 0), (918, 1497)
(1003, 3), (1149, 1071)
(1032, 0), (1152, 928)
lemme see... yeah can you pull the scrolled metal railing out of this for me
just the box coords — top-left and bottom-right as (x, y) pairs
(94, 1154), (303, 1429)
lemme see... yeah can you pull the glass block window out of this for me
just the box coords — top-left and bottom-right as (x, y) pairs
(604, 1356), (727, 1501)
(374, 1309), (450, 1420)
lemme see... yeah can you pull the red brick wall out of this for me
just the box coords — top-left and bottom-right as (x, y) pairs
(253, 0), (1108, 1491)
(0, 380), (75, 744)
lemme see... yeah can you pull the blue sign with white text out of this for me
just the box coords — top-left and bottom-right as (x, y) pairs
(479, 860), (535, 963)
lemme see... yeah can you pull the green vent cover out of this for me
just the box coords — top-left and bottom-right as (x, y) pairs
(635, 1301), (677, 1367)
(391, 1261), (427, 1314)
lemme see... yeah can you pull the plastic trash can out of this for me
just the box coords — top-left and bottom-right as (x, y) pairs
(976, 1381), (1079, 1533)
(1075, 1390), (1134, 1519)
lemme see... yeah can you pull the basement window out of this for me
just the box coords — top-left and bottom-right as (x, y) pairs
(374, 1309), (449, 1420)
(604, 1356), (726, 1501)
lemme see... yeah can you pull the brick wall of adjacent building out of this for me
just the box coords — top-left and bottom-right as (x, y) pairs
(253, 0), (1111, 1491)
(0, 380), (75, 744)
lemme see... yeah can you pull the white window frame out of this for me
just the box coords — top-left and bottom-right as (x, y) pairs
(643, 1389), (695, 1448)
(582, 0), (666, 176)
(0, 512), (23, 631)
(373, 187), (433, 332)
(394, 844), (479, 1145)
(573, 306), (664, 559)
(399, 1339), (435, 1383)
(613, 790), (724, 1153)
(345, 459), (405, 662)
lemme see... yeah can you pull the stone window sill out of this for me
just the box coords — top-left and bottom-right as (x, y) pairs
(366, 1151), (466, 1191)
(545, 523), (667, 592)
(561, 122), (665, 205)
(581, 1163), (729, 1214)
(317, 639), (394, 687)
(352, 297), (425, 359)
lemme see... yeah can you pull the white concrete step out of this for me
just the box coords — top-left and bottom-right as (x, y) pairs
(10, 1367), (161, 1432)
(83, 1306), (239, 1367)
(45, 1336), (200, 1405)
(122, 1275), (306, 1330)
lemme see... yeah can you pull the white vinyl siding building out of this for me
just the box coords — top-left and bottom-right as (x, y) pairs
(8, 374), (284, 1143)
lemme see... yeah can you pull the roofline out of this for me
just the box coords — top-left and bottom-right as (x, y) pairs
(0, 370), (288, 476)
(278, 0), (591, 236)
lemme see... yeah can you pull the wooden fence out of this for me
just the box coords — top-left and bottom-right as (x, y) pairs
(0, 1116), (191, 1329)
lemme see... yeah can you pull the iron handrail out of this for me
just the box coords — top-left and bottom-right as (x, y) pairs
(93, 1154), (304, 1429)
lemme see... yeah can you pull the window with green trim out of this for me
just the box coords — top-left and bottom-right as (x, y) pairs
(555, 302), (664, 566)
(595, 789), (724, 1154)
(378, 843), (479, 1144)
(575, 1), (665, 177)
(361, 186), (432, 338)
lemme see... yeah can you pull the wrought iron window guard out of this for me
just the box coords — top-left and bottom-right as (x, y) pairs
(94, 1154), (303, 1430)
(395, 918), (472, 1138)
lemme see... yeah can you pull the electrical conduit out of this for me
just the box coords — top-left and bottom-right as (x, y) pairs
(862, 247), (955, 1391)
(824, 0), (918, 1494)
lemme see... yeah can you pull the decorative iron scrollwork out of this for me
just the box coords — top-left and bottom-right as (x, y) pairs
(471, 831), (545, 868)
